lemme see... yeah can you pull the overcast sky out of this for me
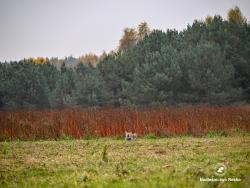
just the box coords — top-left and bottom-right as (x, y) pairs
(0, 0), (249, 61)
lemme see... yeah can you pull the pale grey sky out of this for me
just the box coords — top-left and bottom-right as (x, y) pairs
(0, 0), (249, 61)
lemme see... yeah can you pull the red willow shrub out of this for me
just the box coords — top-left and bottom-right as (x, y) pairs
(0, 106), (249, 140)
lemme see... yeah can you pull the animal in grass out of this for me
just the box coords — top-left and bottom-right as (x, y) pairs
(125, 131), (137, 141)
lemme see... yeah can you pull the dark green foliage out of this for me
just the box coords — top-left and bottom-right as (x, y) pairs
(179, 42), (239, 103)
(0, 61), (50, 109)
(74, 63), (106, 106)
(127, 44), (182, 105)
(0, 7), (249, 109)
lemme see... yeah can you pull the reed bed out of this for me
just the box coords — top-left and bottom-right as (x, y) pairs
(0, 106), (249, 140)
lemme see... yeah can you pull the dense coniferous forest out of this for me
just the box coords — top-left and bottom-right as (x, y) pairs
(0, 6), (250, 109)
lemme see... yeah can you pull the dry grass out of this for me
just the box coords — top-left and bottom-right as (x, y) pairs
(0, 106), (249, 140)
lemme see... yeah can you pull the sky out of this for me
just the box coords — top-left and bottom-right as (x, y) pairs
(0, 0), (250, 62)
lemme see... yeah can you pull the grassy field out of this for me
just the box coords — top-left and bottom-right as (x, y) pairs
(0, 135), (250, 188)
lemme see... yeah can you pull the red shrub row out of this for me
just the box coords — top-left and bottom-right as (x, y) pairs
(0, 106), (249, 140)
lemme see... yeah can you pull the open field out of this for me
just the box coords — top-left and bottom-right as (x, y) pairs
(0, 106), (250, 140)
(0, 136), (250, 188)
(1, 106), (249, 187)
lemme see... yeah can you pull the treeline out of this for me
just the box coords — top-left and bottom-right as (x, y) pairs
(0, 6), (249, 109)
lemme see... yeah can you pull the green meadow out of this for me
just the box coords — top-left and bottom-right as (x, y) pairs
(1, 135), (250, 188)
